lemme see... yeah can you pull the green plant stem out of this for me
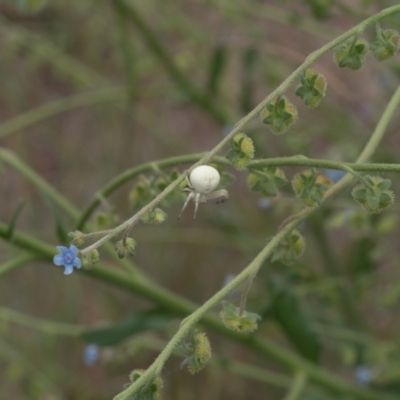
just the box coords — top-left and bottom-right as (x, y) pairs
(283, 371), (308, 400)
(112, 1), (137, 99)
(0, 222), (397, 400)
(112, 76), (400, 400)
(310, 216), (367, 331)
(0, 87), (127, 140)
(0, 254), (38, 278)
(114, 0), (229, 124)
(74, 3), (400, 237)
(0, 307), (84, 336)
(0, 149), (142, 276)
(76, 152), (400, 230)
(0, 149), (79, 220)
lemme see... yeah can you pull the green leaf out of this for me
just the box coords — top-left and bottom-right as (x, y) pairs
(5, 200), (26, 239)
(80, 310), (173, 346)
(269, 278), (321, 363)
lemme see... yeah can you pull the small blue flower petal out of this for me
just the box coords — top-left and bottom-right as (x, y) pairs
(53, 254), (64, 266)
(64, 266), (74, 275)
(84, 344), (99, 367)
(73, 257), (82, 268)
(53, 245), (82, 275)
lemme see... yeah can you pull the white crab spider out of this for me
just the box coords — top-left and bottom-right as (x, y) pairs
(179, 165), (229, 219)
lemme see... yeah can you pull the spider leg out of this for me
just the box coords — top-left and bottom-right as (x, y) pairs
(193, 192), (201, 219)
(205, 189), (229, 204)
(179, 192), (194, 219)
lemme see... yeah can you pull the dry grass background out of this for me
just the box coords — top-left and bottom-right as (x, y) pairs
(1, 1), (400, 399)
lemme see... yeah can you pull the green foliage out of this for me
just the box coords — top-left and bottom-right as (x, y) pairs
(268, 277), (321, 363)
(247, 167), (287, 197)
(80, 310), (172, 346)
(270, 229), (306, 265)
(17, 0), (47, 13)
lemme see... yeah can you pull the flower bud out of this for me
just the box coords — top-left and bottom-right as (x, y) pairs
(295, 69), (327, 108)
(68, 230), (85, 247)
(334, 37), (369, 70)
(82, 249), (100, 269)
(260, 96), (297, 134)
(220, 301), (261, 333)
(115, 237), (136, 259)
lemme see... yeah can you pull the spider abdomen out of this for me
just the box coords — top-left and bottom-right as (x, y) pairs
(190, 165), (220, 193)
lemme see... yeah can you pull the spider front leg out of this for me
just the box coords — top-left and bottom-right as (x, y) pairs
(179, 191), (195, 219)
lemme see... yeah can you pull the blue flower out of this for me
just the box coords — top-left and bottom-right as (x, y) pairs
(53, 245), (81, 275)
(324, 169), (346, 183)
(355, 366), (371, 386)
(84, 344), (99, 367)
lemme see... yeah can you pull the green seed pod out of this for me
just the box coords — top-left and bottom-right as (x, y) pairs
(292, 168), (331, 206)
(351, 176), (395, 214)
(180, 330), (212, 374)
(260, 96), (298, 134)
(295, 69), (327, 108)
(333, 37), (369, 70)
(371, 29), (400, 61)
(115, 237), (136, 259)
(220, 301), (261, 333)
(128, 369), (163, 400)
(141, 208), (168, 224)
(270, 229), (306, 266)
(226, 133), (255, 170)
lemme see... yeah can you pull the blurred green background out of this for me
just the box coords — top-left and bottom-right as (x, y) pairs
(1, 0), (400, 399)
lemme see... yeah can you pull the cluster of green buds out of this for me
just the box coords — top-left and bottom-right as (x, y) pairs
(371, 28), (400, 61)
(68, 230), (85, 247)
(292, 168), (331, 206)
(260, 95), (298, 134)
(82, 250), (100, 269)
(247, 167), (287, 197)
(115, 237), (137, 259)
(140, 208), (168, 224)
(351, 176), (395, 214)
(295, 69), (327, 108)
(219, 301), (261, 333)
(334, 36), (369, 70)
(179, 330), (212, 374)
(129, 170), (184, 210)
(127, 369), (163, 400)
(270, 229), (306, 266)
(226, 133), (255, 170)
